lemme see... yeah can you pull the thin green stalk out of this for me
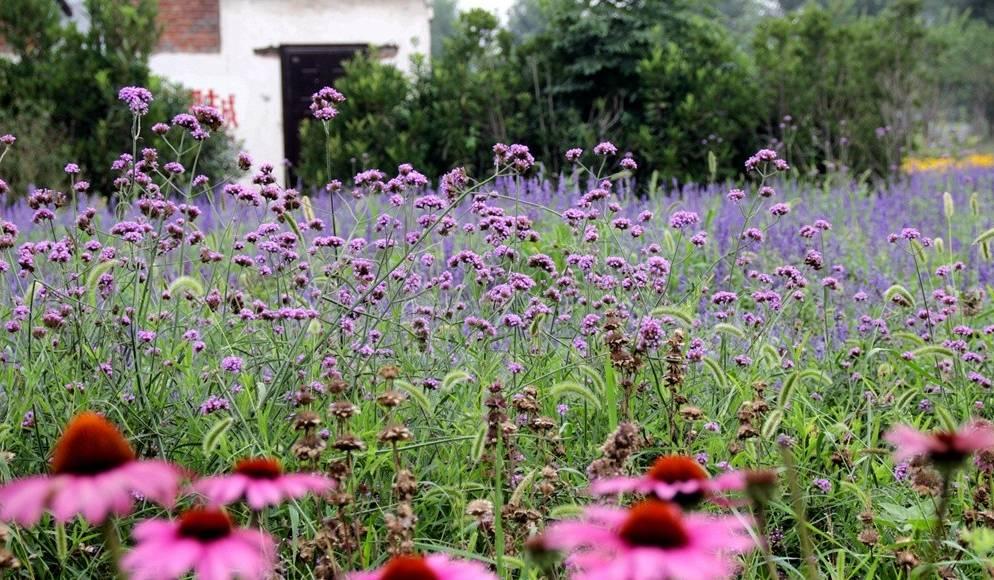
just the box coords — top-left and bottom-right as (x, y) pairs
(101, 519), (125, 580)
(782, 448), (818, 580)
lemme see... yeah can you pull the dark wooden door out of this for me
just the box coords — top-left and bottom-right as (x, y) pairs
(280, 45), (363, 186)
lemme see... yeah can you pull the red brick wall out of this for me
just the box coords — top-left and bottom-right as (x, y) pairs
(156, 0), (221, 53)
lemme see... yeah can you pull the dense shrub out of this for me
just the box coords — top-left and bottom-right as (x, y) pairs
(931, 14), (994, 139)
(632, 12), (758, 183)
(299, 2), (760, 186)
(296, 52), (425, 185)
(753, 0), (936, 176)
(298, 0), (977, 187)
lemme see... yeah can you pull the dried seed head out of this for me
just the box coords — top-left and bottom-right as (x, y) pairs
(909, 458), (942, 496)
(831, 450), (852, 467)
(393, 469), (418, 502)
(291, 434), (326, 461)
(736, 424), (759, 440)
(293, 389), (317, 406)
(293, 410), (321, 431)
(530, 416), (556, 432)
(973, 485), (990, 505)
(512, 388), (540, 413)
(678, 406), (703, 420)
(538, 465), (559, 496)
(0, 548), (19, 570)
(332, 434), (366, 453)
(895, 550), (919, 569)
(378, 365), (401, 380)
(328, 401), (360, 420)
(326, 378), (348, 395)
(378, 425), (413, 444)
(858, 528), (879, 546)
(326, 459), (351, 481)
(603, 312), (623, 331)
(503, 505), (542, 525)
(376, 391), (407, 409)
(736, 401), (755, 423)
(466, 499), (494, 527)
(384, 503), (417, 556)
(601, 422), (642, 460)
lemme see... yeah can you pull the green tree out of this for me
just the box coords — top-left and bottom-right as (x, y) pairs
(430, 0), (459, 58)
(931, 14), (994, 137)
(632, 12), (759, 181)
(0, 0), (237, 195)
(508, 0), (547, 39)
(753, 0), (935, 175)
(296, 50), (426, 183)
(0, 0), (158, 193)
(417, 9), (533, 174)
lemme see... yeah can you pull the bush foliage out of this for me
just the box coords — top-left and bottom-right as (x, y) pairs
(0, 0), (236, 195)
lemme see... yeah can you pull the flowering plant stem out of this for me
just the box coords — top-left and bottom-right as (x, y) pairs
(101, 519), (125, 580)
(782, 448), (818, 580)
(494, 434), (506, 578)
(929, 470), (953, 571)
(752, 503), (779, 580)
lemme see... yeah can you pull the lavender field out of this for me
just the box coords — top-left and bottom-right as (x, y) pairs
(1, 87), (994, 580)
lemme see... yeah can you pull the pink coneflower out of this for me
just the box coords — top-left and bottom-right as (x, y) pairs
(0, 412), (180, 525)
(349, 554), (497, 580)
(121, 507), (274, 580)
(543, 501), (754, 580)
(885, 421), (994, 468)
(591, 454), (745, 507)
(192, 456), (333, 509)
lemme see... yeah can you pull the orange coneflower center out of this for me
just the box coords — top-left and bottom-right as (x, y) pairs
(51, 412), (135, 475)
(930, 432), (967, 465)
(619, 501), (690, 550)
(647, 455), (708, 483)
(646, 455), (708, 506)
(233, 456), (283, 480)
(178, 508), (233, 541)
(380, 555), (439, 580)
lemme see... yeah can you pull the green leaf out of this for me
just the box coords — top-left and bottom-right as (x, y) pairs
(963, 528), (994, 555)
(604, 360), (618, 431)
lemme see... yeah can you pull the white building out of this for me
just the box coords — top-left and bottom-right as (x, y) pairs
(148, 0), (433, 184)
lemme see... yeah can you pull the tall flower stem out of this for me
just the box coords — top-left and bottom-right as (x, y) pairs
(929, 469), (953, 568)
(782, 449), (818, 580)
(101, 519), (125, 580)
(322, 121), (339, 249)
(753, 504), (780, 580)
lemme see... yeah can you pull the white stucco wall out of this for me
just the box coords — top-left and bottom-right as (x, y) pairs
(150, 0), (432, 184)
